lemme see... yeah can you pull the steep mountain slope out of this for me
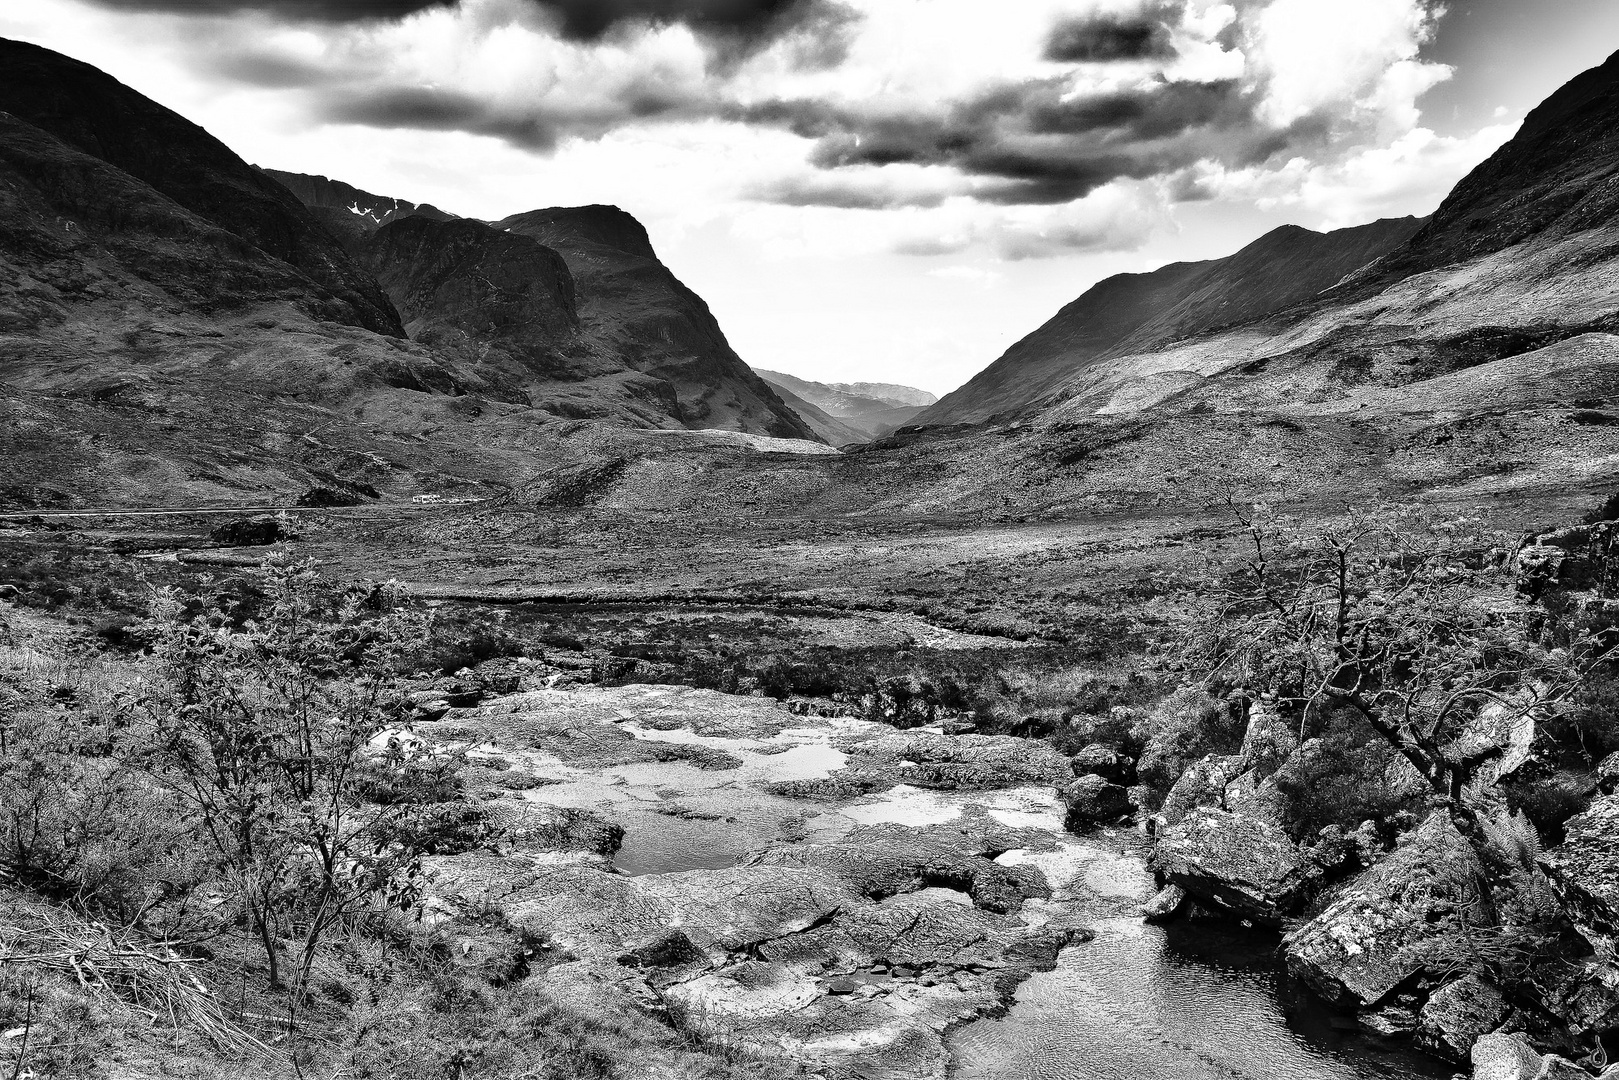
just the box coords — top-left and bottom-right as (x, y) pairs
(758, 369), (936, 440)
(917, 216), (1423, 427)
(495, 206), (817, 441)
(0, 38), (402, 338)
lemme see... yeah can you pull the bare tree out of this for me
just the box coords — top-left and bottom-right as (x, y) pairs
(1197, 503), (1613, 882)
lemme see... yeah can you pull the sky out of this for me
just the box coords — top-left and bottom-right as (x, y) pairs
(4, 0), (1617, 395)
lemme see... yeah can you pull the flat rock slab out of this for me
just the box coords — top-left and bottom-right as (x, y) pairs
(1542, 792), (1619, 957)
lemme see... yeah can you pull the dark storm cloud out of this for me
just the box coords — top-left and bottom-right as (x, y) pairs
(750, 174), (948, 209)
(82, 0), (456, 21)
(83, 0), (831, 41)
(322, 87), (564, 150)
(758, 76), (1293, 206)
(1044, 11), (1176, 63)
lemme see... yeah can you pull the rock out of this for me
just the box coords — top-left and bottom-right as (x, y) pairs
(1597, 753), (1619, 796)
(1070, 743), (1132, 783)
(620, 929), (706, 969)
(1417, 975), (1511, 1062)
(1284, 813), (1495, 1008)
(1541, 793), (1619, 959)
(1148, 808), (1323, 923)
(753, 838), (1051, 915)
(209, 515), (283, 546)
(1140, 884), (1189, 923)
(1471, 1031), (1597, 1080)
(1239, 699), (1300, 774)
(1158, 754), (1247, 827)
(0, 584), (20, 601)
(1060, 774), (1133, 829)
(1359, 998), (1420, 1037)
(824, 977), (859, 994)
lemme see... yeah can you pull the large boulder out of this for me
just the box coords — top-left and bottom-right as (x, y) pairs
(1417, 974), (1511, 1062)
(1284, 813), (1495, 1008)
(1541, 793), (1619, 960)
(1059, 774), (1133, 830)
(1148, 808), (1324, 923)
(1470, 1031), (1604, 1080)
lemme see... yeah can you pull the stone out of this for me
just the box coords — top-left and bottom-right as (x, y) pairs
(1358, 998), (1419, 1038)
(1284, 813), (1495, 1008)
(824, 977), (859, 995)
(1159, 754), (1247, 828)
(1471, 1031), (1598, 1080)
(1070, 743), (1132, 783)
(1140, 884), (1189, 923)
(1541, 793), (1619, 960)
(1417, 975), (1511, 1062)
(1239, 700), (1300, 774)
(0, 583), (20, 601)
(1060, 774), (1133, 829)
(1597, 753), (1619, 797)
(1148, 808), (1323, 923)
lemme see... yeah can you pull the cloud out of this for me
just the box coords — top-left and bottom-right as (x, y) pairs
(56, 0), (1474, 262)
(1044, 8), (1177, 63)
(80, 0), (456, 21)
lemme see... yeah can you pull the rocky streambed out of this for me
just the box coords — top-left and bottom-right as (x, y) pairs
(386, 680), (1453, 1079)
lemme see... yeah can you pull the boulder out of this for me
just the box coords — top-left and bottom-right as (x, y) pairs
(1059, 775), (1132, 829)
(1140, 884), (1189, 923)
(1597, 753), (1619, 797)
(1148, 808), (1323, 923)
(1070, 743), (1132, 783)
(1159, 754), (1247, 828)
(1239, 700), (1300, 773)
(1284, 813), (1495, 1008)
(1471, 1031), (1601, 1080)
(1417, 975), (1511, 1062)
(1541, 793), (1619, 959)
(0, 583), (20, 601)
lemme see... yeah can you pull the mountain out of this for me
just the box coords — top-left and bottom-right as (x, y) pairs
(916, 216), (1424, 427)
(757, 370), (937, 441)
(0, 39), (403, 339)
(494, 206), (816, 440)
(259, 169), (454, 248)
(0, 39), (822, 508)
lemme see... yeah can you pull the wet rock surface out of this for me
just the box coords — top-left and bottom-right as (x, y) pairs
(408, 681), (1100, 1077)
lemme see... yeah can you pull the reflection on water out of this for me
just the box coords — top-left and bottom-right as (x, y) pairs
(950, 916), (1452, 1080)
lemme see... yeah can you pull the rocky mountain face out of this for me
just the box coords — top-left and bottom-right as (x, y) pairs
(259, 169), (454, 249)
(494, 206), (816, 440)
(915, 216), (1423, 427)
(758, 369), (936, 442)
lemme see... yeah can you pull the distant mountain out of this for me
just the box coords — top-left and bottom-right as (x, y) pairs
(757, 380), (869, 447)
(757, 370), (935, 441)
(916, 216), (1423, 427)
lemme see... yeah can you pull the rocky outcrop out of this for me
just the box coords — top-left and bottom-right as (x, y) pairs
(1148, 808), (1324, 923)
(1284, 813), (1495, 1008)
(1070, 743), (1133, 784)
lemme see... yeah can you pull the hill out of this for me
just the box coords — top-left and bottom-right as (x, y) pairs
(915, 217), (1423, 427)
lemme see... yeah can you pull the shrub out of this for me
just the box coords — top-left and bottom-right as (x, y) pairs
(1133, 685), (1242, 794)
